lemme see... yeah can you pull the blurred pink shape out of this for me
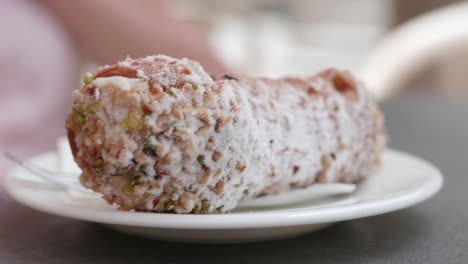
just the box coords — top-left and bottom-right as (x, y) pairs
(0, 0), (78, 177)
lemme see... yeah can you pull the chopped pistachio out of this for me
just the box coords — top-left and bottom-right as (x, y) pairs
(166, 121), (176, 130)
(165, 89), (173, 95)
(165, 200), (177, 211)
(83, 73), (94, 85)
(265, 166), (276, 178)
(84, 128), (92, 136)
(243, 189), (250, 195)
(93, 157), (104, 167)
(139, 164), (148, 175)
(215, 181), (224, 194)
(72, 108), (86, 127)
(233, 117), (238, 124)
(129, 174), (140, 185)
(85, 103), (100, 114)
(142, 138), (157, 157)
(192, 204), (201, 213)
(120, 109), (142, 130)
(143, 111), (152, 118)
(193, 84), (199, 91)
(92, 157), (104, 174)
(197, 155), (205, 164)
(172, 127), (184, 141)
(121, 184), (135, 196)
(201, 199), (210, 211)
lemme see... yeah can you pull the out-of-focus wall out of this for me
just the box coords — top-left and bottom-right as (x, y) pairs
(175, 0), (393, 77)
(176, 0), (468, 97)
(393, 0), (468, 97)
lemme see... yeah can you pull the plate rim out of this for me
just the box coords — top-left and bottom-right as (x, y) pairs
(4, 149), (443, 229)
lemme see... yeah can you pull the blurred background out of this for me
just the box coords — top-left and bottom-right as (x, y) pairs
(174, 0), (466, 96)
(73, 0), (468, 96)
(1, 0), (467, 175)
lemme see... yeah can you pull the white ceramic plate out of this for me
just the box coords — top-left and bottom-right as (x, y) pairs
(4, 149), (443, 243)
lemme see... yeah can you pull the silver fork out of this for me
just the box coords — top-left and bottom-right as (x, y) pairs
(4, 152), (93, 194)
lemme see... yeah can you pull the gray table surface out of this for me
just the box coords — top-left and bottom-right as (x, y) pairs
(1, 95), (466, 264)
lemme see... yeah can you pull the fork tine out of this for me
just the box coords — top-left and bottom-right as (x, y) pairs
(5, 152), (56, 176)
(4, 152), (72, 187)
(4, 152), (24, 166)
(5, 152), (78, 177)
(4, 152), (94, 195)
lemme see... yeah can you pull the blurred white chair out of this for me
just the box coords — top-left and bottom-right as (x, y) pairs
(360, 2), (468, 100)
